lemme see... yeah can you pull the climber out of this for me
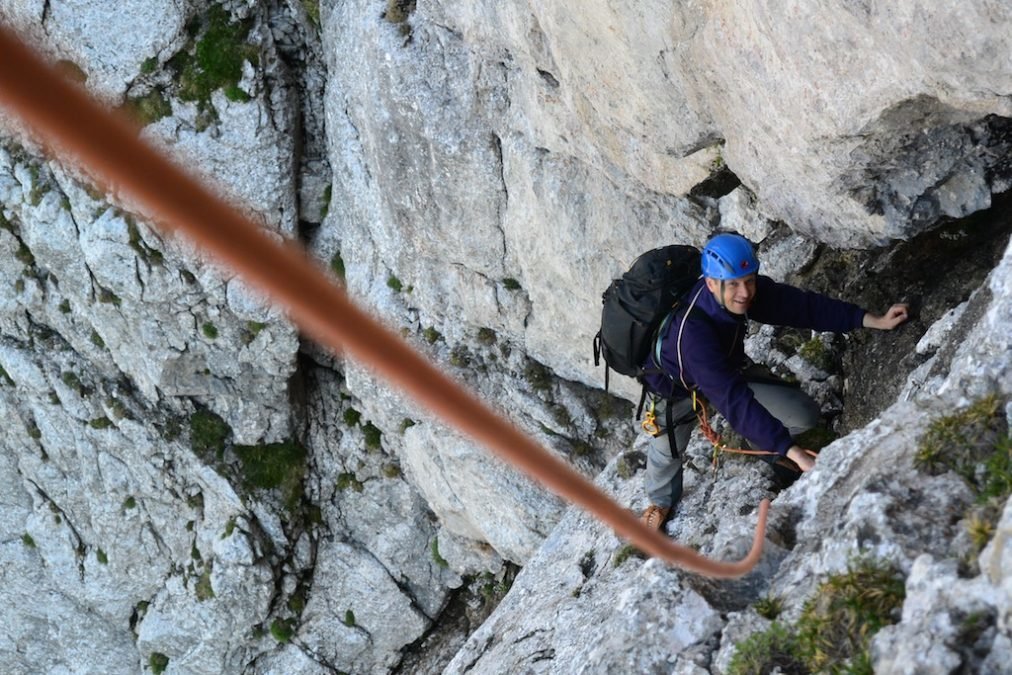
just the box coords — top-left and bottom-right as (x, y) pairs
(638, 232), (909, 530)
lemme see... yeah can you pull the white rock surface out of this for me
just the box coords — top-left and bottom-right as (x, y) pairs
(0, 0), (1010, 673)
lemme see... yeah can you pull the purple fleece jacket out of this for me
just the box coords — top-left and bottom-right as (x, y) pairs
(642, 276), (867, 455)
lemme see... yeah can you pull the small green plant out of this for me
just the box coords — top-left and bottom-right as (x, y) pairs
(140, 57), (158, 75)
(301, 0), (321, 26)
(915, 395), (1007, 490)
(616, 454), (637, 480)
(475, 568), (516, 602)
(59, 299), (71, 313)
(330, 252), (345, 281)
(336, 472), (364, 492)
(162, 418), (182, 441)
(22, 533), (36, 548)
(319, 183), (331, 218)
(288, 589), (307, 615)
(195, 565), (215, 601)
(61, 371), (86, 396)
(794, 558), (905, 673)
(502, 277), (521, 291)
(798, 337), (834, 372)
(27, 423), (42, 440)
(399, 418), (415, 433)
(550, 404), (572, 429)
(201, 322), (219, 339)
(98, 287), (122, 307)
(123, 496), (137, 510)
(966, 509), (996, 552)
(149, 652), (169, 675)
(423, 326), (441, 344)
(362, 422), (382, 451)
(191, 543), (202, 561)
(524, 361), (552, 393)
(613, 543), (642, 567)
(15, 242), (35, 266)
(243, 320), (267, 345)
(726, 558), (904, 674)
(754, 595), (784, 620)
(90, 330), (105, 348)
(343, 609), (356, 627)
(224, 84), (250, 103)
(89, 417), (113, 429)
(979, 436), (1012, 504)
(234, 440), (307, 512)
(477, 327), (496, 346)
(726, 622), (803, 675)
(449, 345), (471, 368)
(189, 409), (231, 460)
(124, 90), (172, 126)
(343, 408), (361, 426)
(270, 618), (294, 643)
(173, 5), (259, 107)
(430, 538), (449, 568)
(222, 517), (236, 538)
(383, 0), (416, 36)
(96, 548), (108, 564)
(106, 398), (129, 420)
(27, 165), (44, 206)
(387, 275), (403, 292)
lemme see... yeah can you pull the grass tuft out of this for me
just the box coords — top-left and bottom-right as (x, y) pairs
(915, 395), (1006, 487)
(728, 557), (905, 675)
(149, 652), (169, 675)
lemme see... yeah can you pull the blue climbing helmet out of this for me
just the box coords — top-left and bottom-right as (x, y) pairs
(700, 233), (759, 280)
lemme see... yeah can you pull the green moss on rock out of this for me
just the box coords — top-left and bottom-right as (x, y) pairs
(190, 409), (231, 460)
(234, 440), (307, 512)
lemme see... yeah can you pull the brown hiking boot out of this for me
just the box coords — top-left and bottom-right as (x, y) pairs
(640, 504), (670, 531)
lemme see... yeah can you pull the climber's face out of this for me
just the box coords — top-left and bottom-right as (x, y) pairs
(705, 274), (757, 315)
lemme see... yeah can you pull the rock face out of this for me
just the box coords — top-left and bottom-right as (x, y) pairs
(0, 0), (1010, 673)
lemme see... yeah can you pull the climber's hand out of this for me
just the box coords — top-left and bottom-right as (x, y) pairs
(787, 445), (815, 473)
(863, 304), (909, 330)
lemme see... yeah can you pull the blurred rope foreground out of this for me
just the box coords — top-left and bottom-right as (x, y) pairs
(0, 24), (767, 578)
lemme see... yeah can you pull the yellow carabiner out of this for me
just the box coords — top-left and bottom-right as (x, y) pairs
(641, 399), (661, 436)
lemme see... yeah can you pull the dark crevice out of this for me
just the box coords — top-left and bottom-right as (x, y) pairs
(788, 190), (1012, 432)
(689, 165), (742, 200)
(536, 68), (559, 88)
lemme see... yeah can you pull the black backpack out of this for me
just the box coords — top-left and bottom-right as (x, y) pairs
(593, 245), (701, 394)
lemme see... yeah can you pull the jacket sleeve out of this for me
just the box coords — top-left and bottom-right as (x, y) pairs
(749, 276), (866, 332)
(678, 318), (796, 455)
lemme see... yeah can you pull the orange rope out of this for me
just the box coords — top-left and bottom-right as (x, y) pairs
(0, 25), (769, 578)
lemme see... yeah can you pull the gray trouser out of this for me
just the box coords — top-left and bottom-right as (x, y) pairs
(644, 377), (821, 508)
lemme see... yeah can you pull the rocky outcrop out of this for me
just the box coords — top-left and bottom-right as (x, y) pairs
(447, 237), (1012, 674)
(0, 0), (1010, 673)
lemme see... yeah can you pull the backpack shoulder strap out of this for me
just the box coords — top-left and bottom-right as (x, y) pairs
(675, 285), (707, 392)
